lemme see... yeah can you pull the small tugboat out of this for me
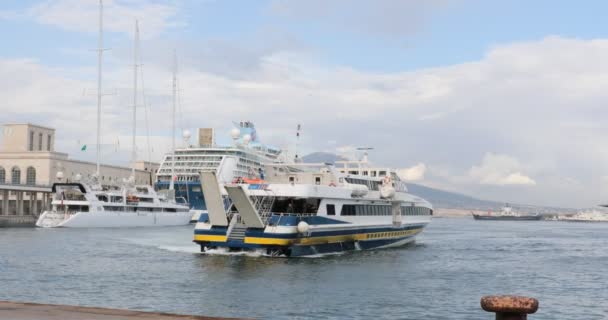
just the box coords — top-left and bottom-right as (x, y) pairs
(472, 204), (542, 221)
(193, 155), (433, 257)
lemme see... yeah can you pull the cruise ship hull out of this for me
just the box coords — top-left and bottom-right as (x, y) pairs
(36, 211), (192, 228)
(194, 214), (428, 257)
(472, 214), (542, 221)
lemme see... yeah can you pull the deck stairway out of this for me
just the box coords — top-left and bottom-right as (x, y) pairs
(227, 224), (247, 241)
(252, 190), (275, 225)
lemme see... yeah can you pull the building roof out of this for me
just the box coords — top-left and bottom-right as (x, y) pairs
(3, 123), (56, 131)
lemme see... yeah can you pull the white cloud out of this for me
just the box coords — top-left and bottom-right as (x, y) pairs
(6, 0), (182, 37)
(468, 153), (536, 186)
(501, 173), (537, 186)
(5, 35), (608, 206)
(397, 163), (426, 181)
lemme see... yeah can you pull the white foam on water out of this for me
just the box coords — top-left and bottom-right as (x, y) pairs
(298, 251), (346, 259)
(201, 248), (267, 257)
(157, 245), (200, 254)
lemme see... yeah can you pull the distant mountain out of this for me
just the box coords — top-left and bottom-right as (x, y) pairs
(406, 183), (501, 209)
(301, 152), (347, 164)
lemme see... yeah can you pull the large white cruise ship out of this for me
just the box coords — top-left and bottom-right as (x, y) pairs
(155, 121), (282, 222)
(193, 155), (432, 257)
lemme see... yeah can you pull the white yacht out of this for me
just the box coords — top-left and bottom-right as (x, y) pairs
(36, 176), (190, 228)
(558, 209), (608, 222)
(36, 6), (190, 228)
(155, 121), (282, 222)
(193, 156), (432, 257)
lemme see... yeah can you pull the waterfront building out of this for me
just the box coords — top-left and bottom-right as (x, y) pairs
(0, 123), (157, 224)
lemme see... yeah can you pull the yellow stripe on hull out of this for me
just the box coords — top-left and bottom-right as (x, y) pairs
(194, 234), (228, 242)
(244, 237), (293, 246)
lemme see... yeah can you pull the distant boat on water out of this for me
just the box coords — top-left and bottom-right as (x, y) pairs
(558, 209), (608, 222)
(472, 204), (542, 221)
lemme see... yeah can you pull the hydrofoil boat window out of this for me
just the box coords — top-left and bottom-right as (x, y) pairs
(269, 198), (320, 215)
(326, 204), (336, 215)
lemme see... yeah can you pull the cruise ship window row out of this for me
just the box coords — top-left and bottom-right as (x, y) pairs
(159, 161), (221, 168)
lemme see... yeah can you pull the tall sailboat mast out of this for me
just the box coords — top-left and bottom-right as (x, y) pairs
(131, 20), (139, 178)
(95, 0), (104, 176)
(169, 50), (177, 191)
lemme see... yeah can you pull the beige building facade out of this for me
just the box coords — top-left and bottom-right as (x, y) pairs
(0, 123), (157, 187)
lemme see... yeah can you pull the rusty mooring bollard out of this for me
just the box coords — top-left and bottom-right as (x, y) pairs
(480, 295), (539, 320)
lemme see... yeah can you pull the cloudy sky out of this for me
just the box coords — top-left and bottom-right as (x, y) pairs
(1, 0), (608, 207)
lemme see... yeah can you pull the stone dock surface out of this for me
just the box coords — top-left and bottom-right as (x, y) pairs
(0, 301), (247, 320)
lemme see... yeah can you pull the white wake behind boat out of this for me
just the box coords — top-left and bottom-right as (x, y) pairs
(36, 179), (190, 228)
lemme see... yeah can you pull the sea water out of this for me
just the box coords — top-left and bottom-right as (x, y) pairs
(0, 218), (607, 319)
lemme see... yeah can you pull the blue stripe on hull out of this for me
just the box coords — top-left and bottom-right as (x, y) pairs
(288, 235), (416, 256)
(195, 224), (427, 238)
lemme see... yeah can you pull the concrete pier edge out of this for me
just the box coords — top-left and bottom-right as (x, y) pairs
(0, 301), (248, 320)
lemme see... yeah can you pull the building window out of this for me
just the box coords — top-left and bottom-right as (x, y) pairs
(26, 167), (36, 185)
(0, 167), (5, 183)
(29, 131), (34, 151)
(47, 134), (52, 151)
(38, 133), (43, 151)
(11, 167), (21, 184)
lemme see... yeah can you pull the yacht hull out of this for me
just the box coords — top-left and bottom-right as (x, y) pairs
(472, 214), (542, 221)
(36, 210), (192, 228)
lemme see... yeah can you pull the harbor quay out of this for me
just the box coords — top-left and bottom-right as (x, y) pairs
(0, 301), (247, 320)
(0, 296), (539, 319)
(0, 123), (158, 227)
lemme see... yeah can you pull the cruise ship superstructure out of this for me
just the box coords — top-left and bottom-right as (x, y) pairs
(193, 157), (433, 257)
(155, 121), (281, 222)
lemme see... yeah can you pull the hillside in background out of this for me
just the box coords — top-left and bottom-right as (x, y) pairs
(301, 152), (347, 163)
(405, 183), (500, 209)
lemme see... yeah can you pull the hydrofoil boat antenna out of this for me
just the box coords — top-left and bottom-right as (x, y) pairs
(294, 123), (301, 163)
(356, 147), (374, 164)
